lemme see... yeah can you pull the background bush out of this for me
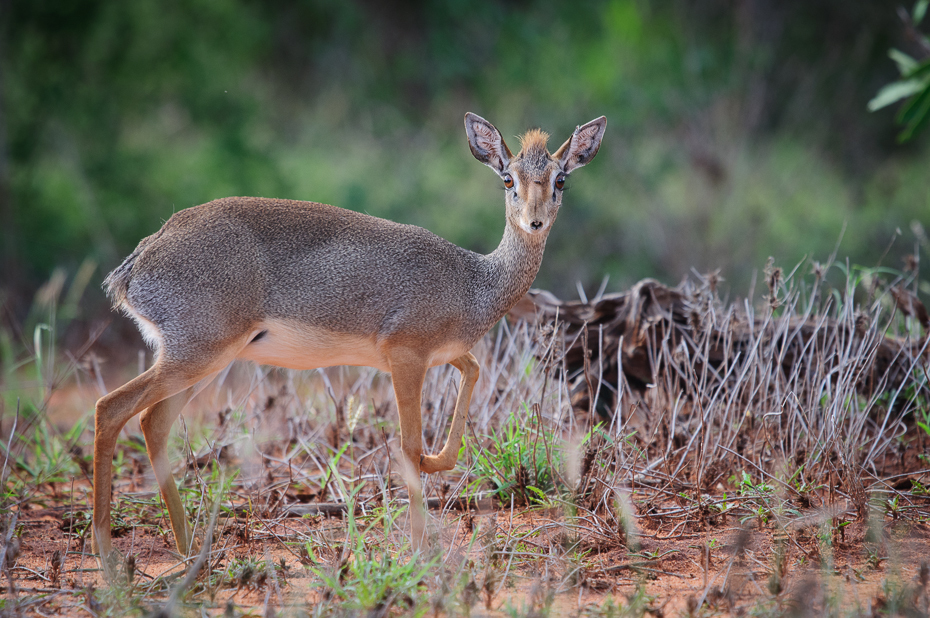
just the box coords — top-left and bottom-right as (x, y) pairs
(1, 0), (928, 318)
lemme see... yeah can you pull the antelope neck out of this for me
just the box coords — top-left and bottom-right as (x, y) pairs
(476, 222), (547, 329)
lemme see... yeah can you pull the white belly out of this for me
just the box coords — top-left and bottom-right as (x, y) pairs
(235, 319), (471, 372)
(236, 319), (390, 372)
(428, 340), (471, 367)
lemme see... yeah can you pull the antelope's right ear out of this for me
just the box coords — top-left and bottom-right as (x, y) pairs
(554, 116), (607, 173)
(465, 112), (512, 175)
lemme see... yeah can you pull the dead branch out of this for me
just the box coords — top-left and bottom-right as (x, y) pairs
(510, 278), (929, 418)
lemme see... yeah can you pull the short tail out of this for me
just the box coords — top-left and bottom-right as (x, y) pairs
(103, 256), (134, 309)
(103, 231), (161, 309)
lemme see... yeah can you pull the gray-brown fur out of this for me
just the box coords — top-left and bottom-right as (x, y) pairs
(110, 197), (540, 361)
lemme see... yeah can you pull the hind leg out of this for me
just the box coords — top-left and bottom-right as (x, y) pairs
(92, 355), (231, 577)
(92, 364), (181, 574)
(140, 388), (196, 556)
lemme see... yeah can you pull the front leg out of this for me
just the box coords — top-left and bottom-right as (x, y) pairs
(420, 352), (479, 473)
(388, 350), (429, 550)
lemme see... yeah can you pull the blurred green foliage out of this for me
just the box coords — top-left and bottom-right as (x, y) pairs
(869, 1), (930, 142)
(1, 0), (928, 311)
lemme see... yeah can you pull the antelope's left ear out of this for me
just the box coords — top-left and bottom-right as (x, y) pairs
(554, 116), (607, 173)
(465, 112), (513, 176)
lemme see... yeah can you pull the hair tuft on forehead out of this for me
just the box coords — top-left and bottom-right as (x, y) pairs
(518, 128), (550, 158)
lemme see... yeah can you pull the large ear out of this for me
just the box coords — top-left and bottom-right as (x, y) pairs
(464, 112), (512, 175)
(553, 116), (607, 173)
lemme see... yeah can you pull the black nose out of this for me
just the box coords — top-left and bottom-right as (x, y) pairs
(530, 220), (543, 230)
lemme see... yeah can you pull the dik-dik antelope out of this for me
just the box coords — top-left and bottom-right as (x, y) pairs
(93, 113), (606, 573)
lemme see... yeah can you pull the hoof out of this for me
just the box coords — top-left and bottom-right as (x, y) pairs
(188, 533), (203, 556)
(97, 547), (125, 582)
(176, 529), (204, 559)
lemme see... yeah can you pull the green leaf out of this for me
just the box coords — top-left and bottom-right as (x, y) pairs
(896, 79), (930, 125)
(915, 0), (929, 25)
(897, 83), (930, 141)
(868, 79), (926, 111)
(526, 485), (550, 503)
(890, 49), (918, 75)
(905, 58), (930, 80)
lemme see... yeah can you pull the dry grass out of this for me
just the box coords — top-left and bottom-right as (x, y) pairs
(1, 260), (929, 616)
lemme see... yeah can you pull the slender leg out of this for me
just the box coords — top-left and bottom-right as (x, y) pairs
(388, 351), (429, 550)
(139, 388), (196, 556)
(93, 329), (248, 579)
(420, 352), (480, 473)
(92, 365), (180, 576)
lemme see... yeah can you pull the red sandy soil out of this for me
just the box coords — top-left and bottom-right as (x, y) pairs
(6, 478), (930, 616)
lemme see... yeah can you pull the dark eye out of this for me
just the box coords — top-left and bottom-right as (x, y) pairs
(555, 175), (566, 190)
(503, 174), (514, 189)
